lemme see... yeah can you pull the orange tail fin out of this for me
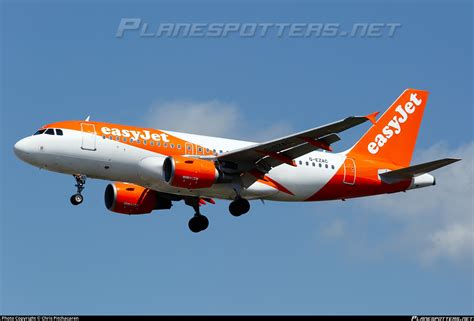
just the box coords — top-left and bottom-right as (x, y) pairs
(348, 89), (429, 167)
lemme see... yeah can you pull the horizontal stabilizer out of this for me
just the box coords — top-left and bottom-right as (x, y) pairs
(380, 158), (460, 180)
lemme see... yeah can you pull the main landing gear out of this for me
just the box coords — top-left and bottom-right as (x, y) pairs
(70, 174), (86, 206)
(229, 198), (250, 217)
(184, 196), (251, 233)
(185, 197), (209, 233)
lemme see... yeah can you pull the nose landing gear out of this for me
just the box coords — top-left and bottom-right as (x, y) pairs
(70, 174), (86, 206)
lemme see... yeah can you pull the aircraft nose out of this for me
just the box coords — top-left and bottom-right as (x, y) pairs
(13, 137), (34, 161)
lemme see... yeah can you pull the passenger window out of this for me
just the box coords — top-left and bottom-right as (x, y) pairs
(55, 129), (63, 136)
(299, 160), (303, 165)
(319, 163), (322, 168)
(143, 140), (147, 145)
(116, 137), (120, 141)
(331, 165), (335, 169)
(177, 144), (181, 149)
(219, 150), (223, 153)
(123, 137), (127, 142)
(136, 140), (141, 144)
(109, 136), (113, 140)
(164, 143), (168, 148)
(306, 161), (309, 166)
(170, 144), (174, 148)
(157, 142), (161, 147)
(198, 147), (202, 152)
(312, 162), (315, 167)
(34, 129), (46, 135)
(187, 146), (191, 150)
(150, 141), (154, 146)
(103, 135), (106, 139)
(325, 164), (328, 168)
(45, 128), (55, 135)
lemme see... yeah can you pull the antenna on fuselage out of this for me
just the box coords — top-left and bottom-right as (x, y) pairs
(85, 115), (91, 122)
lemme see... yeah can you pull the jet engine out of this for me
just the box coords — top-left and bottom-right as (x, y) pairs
(163, 156), (220, 189)
(104, 182), (171, 214)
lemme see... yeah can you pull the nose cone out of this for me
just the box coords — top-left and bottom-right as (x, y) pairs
(13, 137), (35, 162)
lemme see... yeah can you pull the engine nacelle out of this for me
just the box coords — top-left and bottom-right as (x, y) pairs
(163, 156), (218, 189)
(137, 156), (166, 182)
(104, 182), (171, 215)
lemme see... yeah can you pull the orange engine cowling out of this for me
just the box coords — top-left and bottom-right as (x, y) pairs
(163, 156), (218, 189)
(104, 182), (171, 215)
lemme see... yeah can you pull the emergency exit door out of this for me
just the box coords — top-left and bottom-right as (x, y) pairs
(343, 158), (356, 185)
(81, 123), (96, 151)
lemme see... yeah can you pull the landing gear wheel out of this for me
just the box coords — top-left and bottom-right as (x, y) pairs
(188, 215), (209, 233)
(188, 217), (200, 233)
(229, 198), (250, 217)
(198, 215), (209, 231)
(229, 202), (242, 217)
(70, 174), (86, 206)
(184, 197), (210, 233)
(70, 193), (83, 205)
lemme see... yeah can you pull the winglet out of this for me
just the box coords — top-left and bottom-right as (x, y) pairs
(365, 111), (379, 125)
(85, 115), (91, 122)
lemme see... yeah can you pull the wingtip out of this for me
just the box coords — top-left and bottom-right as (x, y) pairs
(366, 111), (379, 125)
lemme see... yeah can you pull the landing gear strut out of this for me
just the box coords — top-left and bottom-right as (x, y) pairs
(185, 197), (209, 233)
(70, 174), (86, 206)
(229, 198), (250, 217)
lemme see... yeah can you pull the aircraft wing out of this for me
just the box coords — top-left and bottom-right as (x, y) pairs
(216, 112), (379, 174)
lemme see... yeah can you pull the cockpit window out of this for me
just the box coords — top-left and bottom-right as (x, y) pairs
(55, 129), (63, 136)
(45, 128), (55, 135)
(34, 129), (46, 135)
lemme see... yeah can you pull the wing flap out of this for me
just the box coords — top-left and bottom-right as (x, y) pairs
(254, 134), (341, 170)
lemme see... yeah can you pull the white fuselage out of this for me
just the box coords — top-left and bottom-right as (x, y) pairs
(14, 127), (345, 201)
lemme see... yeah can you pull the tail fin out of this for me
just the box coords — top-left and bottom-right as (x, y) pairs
(348, 89), (429, 166)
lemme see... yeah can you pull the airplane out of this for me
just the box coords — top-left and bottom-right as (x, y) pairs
(13, 89), (460, 233)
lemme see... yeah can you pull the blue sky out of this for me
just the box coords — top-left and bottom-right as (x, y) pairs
(1, 0), (473, 315)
